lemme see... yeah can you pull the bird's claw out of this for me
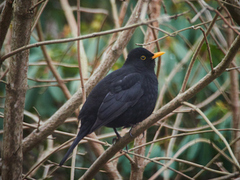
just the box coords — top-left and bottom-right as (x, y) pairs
(112, 136), (120, 144)
(129, 125), (135, 137)
(129, 131), (133, 137)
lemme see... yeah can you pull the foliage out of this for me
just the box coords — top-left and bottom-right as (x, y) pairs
(0, 0), (239, 179)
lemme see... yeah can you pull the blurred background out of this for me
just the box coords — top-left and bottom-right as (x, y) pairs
(0, 0), (239, 179)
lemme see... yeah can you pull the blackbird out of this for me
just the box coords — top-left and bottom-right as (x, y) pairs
(59, 47), (165, 166)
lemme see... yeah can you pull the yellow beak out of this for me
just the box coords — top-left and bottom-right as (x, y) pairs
(152, 52), (165, 59)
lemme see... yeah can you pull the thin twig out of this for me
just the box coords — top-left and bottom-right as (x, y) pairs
(22, 137), (75, 179)
(189, 7), (207, 23)
(109, 128), (239, 165)
(36, 22), (72, 100)
(0, 13), (177, 63)
(154, 37), (201, 110)
(209, 172), (239, 180)
(33, 107), (41, 132)
(28, 77), (82, 83)
(193, 136), (240, 179)
(216, 0), (235, 26)
(226, 66), (240, 71)
(72, 6), (108, 15)
(146, 122), (164, 159)
(185, 0), (227, 54)
(145, 155), (229, 176)
(136, 16), (224, 46)
(126, 151), (194, 180)
(0, 68), (9, 80)
(29, 0), (46, 11)
(182, 102), (240, 170)
(149, 138), (213, 179)
(31, 0), (49, 32)
(200, 0), (240, 36)
(179, 13), (219, 93)
(28, 84), (59, 89)
(192, 26), (214, 73)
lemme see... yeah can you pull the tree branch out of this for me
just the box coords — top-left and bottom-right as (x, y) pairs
(0, 0), (13, 50)
(1, 1), (33, 179)
(0, 14), (171, 64)
(22, 0), (146, 155)
(79, 34), (240, 179)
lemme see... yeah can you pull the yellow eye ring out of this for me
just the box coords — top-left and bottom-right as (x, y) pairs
(140, 55), (146, 60)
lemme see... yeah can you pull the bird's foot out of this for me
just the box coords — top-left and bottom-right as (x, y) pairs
(112, 136), (121, 144)
(112, 127), (122, 144)
(129, 125), (135, 137)
(112, 127), (129, 152)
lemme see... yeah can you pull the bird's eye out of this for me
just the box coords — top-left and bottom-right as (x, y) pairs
(140, 55), (146, 60)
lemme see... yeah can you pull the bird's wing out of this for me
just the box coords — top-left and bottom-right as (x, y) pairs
(89, 73), (144, 132)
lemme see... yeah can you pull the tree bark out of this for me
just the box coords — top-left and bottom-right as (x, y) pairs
(130, 135), (147, 180)
(224, 0), (240, 169)
(0, 0), (13, 51)
(130, 0), (162, 179)
(1, 1), (33, 180)
(228, 30), (240, 169)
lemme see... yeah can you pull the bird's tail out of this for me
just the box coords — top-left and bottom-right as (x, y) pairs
(59, 129), (88, 166)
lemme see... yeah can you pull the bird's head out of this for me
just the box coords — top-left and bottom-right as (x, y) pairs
(125, 47), (165, 70)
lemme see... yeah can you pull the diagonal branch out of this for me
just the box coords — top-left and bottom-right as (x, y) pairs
(79, 34), (240, 179)
(179, 13), (219, 93)
(36, 22), (72, 100)
(22, 0), (145, 155)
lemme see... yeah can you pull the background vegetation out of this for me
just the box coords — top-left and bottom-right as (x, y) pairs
(0, 0), (239, 179)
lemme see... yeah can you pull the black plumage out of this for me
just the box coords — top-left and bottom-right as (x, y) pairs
(59, 47), (164, 166)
